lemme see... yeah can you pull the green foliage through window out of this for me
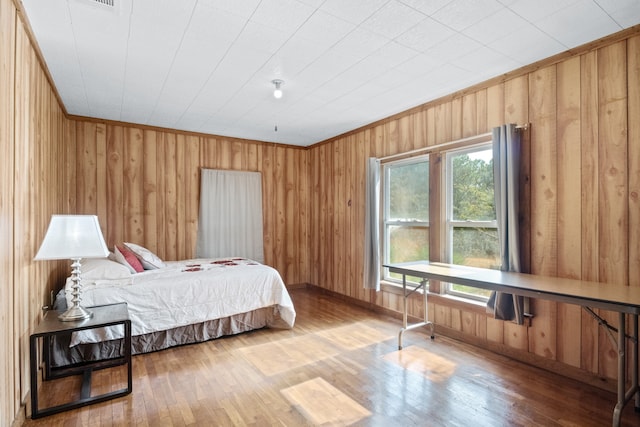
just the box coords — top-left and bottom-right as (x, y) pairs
(448, 146), (498, 300)
(388, 161), (429, 221)
(452, 153), (495, 221)
(382, 146), (499, 302)
(384, 158), (429, 284)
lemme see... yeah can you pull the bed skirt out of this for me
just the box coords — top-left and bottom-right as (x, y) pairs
(49, 306), (284, 367)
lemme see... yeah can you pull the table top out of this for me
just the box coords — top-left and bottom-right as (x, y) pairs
(384, 261), (640, 314)
(32, 302), (130, 336)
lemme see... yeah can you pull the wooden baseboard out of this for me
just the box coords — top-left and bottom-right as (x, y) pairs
(286, 282), (311, 290)
(302, 285), (377, 311)
(13, 404), (26, 427)
(303, 284), (616, 394)
(434, 324), (616, 393)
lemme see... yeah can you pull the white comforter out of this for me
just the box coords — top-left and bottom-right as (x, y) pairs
(65, 258), (296, 345)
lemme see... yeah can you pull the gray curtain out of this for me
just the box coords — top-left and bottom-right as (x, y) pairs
(363, 157), (380, 290)
(486, 124), (524, 324)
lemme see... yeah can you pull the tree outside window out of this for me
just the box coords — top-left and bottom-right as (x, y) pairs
(447, 145), (499, 299)
(383, 158), (429, 284)
(381, 143), (498, 302)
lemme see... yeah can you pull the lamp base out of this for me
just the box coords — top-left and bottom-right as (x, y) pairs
(58, 305), (93, 322)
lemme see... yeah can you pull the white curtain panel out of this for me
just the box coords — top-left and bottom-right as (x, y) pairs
(196, 169), (264, 264)
(363, 157), (381, 290)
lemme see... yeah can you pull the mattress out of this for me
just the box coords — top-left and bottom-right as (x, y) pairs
(56, 257), (295, 347)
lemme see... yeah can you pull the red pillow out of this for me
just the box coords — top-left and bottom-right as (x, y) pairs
(115, 244), (144, 273)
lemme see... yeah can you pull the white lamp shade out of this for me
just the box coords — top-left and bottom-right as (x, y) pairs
(35, 215), (109, 260)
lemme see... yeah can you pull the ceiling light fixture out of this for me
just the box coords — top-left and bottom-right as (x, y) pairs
(272, 79), (284, 99)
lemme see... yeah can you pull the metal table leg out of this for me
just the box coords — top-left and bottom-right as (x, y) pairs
(612, 313), (640, 427)
(634, 314), (640, 412)
(398, 276), (435, 350)
(612, 312), (626, 426)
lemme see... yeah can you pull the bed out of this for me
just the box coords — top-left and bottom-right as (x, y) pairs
(51, 244), (296, 367)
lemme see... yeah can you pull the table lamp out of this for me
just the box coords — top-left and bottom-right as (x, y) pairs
(35, 215), (109, 321)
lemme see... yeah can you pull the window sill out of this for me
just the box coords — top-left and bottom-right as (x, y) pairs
(380, 281), (488, 314)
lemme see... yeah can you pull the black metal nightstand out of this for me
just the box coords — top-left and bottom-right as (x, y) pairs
(29, 302), (132, 419)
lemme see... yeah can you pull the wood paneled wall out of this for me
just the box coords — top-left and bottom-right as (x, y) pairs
(309, 32), (640, 383)
(0, 0), (16, 423)
(1, 0), (74, 425)
(73, 123), (310, 286)
(3, 3), (639, 423)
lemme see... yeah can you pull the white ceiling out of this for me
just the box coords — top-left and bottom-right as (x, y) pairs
(21, 0), (640, 147)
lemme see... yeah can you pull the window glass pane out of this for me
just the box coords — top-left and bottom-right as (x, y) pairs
(389, 161), (429, 221)
(389, 225), (429, 263)
(446, 144), (496, 301)
(450, 227), (498, 298)
(452, 227), (500, 268)
(388, 225), (428, 282)
(451, 149), (494, 221)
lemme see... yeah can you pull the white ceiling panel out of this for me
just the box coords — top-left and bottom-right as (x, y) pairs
(507, 0), (583, 23)
(209, 0), (261, 19)
(536, 0), (621, 47)
(488, 24), (567, 64)
(369, 40), (420, 70)
(431, 0), (504, 31)
(395, 17), (456, 53)
(67, 0), (131, 118)
(462, 8), (531, 45)
(393, 53), (446, 79)
(251, 0), (316, 33)
(451, 46), (522, 78)
(233, 20), (291, 54)
(121, 1), (198, 122)
(423, 33), (484, 64)
(594, 0), (640, 28)
(361, 1), (426, 39)
(320, 0), (388, 26)
(20, 0), (640, 146)
(264, 37), (329, 77)
(329, 28), (389, 61)
(294, 9), (354, 46)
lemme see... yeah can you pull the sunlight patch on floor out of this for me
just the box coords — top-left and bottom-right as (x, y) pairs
(238, 334), (340, 376)
(315, 322), (394, 351)
(383, 345), (457, 382)
(281, 377), (371, 426)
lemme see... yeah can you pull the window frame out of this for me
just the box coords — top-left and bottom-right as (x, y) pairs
(378, 136), (499, 304)
(381, 155), (429, 284)
(443, 142), (497, 302)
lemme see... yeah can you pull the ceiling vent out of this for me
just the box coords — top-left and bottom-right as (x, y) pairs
(75, 0), (119, 13)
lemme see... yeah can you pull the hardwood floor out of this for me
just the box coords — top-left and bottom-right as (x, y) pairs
(22, 287), (640, 426)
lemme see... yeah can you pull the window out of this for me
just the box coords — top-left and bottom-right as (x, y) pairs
(382, 157), (429, 284)
(444, 144), (499, 300)
(380, 140), (499, 303)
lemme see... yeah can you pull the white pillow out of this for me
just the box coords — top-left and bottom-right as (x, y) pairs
(80, 258), (132, 280)
(124, 242), (166, 269)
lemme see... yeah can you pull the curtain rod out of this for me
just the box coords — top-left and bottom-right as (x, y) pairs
(379, 123), (530, 162)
